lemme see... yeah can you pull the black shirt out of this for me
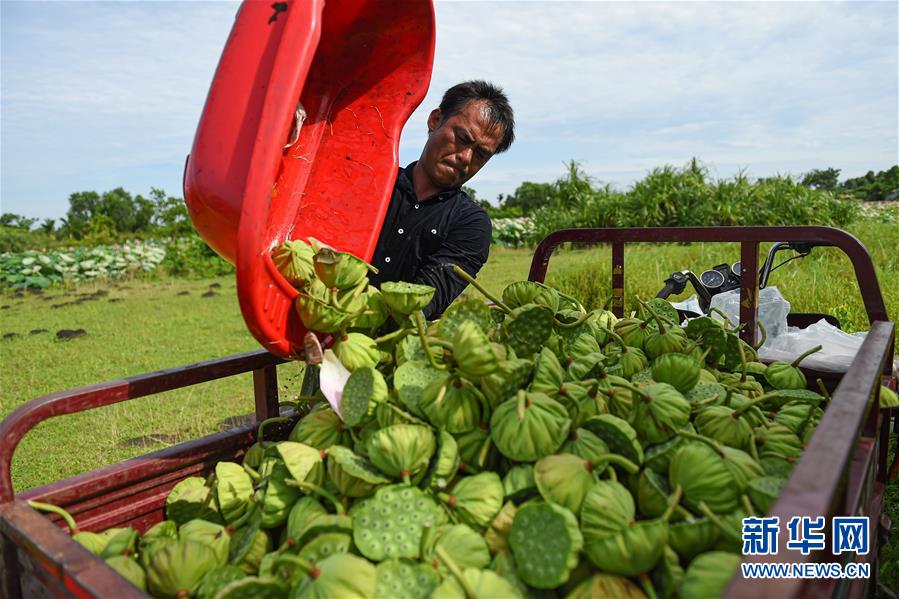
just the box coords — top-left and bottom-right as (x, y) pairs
(369, 162), (492, 319)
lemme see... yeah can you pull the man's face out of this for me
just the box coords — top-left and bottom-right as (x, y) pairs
(419, 100), (504, 190)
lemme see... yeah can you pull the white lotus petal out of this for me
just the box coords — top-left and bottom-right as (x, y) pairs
(319, 349), (350, 421)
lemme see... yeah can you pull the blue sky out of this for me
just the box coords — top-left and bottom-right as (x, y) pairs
(2, 0), (897, 221)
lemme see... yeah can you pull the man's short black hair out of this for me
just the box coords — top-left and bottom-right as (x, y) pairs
(438, 80), (515, 154)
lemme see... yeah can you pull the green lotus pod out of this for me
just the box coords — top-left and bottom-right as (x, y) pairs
(755, 423), (803, 460)
(213, 577), (287, 598)
(484, 501), (518, 555)
(644, 325), (687, 359)
(312, 248), (372, 290)
(99, 527), (139, 560)
(340, 367), (387, 426)
(580, 480), (634, 542)
(651, 546), (684, 599)
(432, 567), (523, 599)
(374, 558), (439, 599)
(764, 388), (824, 408)
(325, 445), (390, 498)
(229, 524), (272, 574)
(722, 334), (758, 371)
(105, 555), (147, 591)
(214, 462), (254, 524)
(281, 496), (327, 546)
(490, 551), (554, 599)
(668, 517), (720, 563)
(679, 551), (740, 598)
(573, 387), (610, 427)
(567, 350), (606, 382)
(271, 240), (316, 287)
(505, 304), (555, 357)
(257, 458), (301, 529)
(502, 281), (560, 311)
(480, 357), (534, 408)
(367, 424), (436, 482)
(698, 368), (719, 382)
(380, 281), (436, 316)
(529, 347), (565, 397)
(165, 476), (222, 526)
(332, 333), (379, 371)
(764, 345), (822, 390)
(613, 318), (650, 350)
(438, 297), (494, 338)
(138, 521), (178, 569)
(73, 530), (113, 556)
(490, 390), (571, 462)
(347, 286), (389, 330)
(179, 519), (230, 566)
(147, 539), (221, 598)
(563, 574), (646, 599)
(278, 441), (326, 484)
(630, 382), (691, 444)
(668, 442), (761, 514)
(726, 393), (766, 428)
(558, 331), (601, 368)
(290, 553), (377, 599)
(747, 476), (785, 514)
(685, 380), (726, 406)
(604, 344), (649, 379)
(694, 405), (754, 451)
(581, 414), (644, 467)
(562, 427), (610, 464)
(294, 514), (353, 548)
(455, 426), (500, 474)
(761, 455), (795, 478)
(639, 298), (680, 329)
(634, 468), (674, 519)
(423, 524), (491, 577)
(420, 373), (484, 434)
(710, 509), (748, 554)
(196, 565), (246, 599)
(289, 403), (351, 450)
(880, 384), (899, 408)
(297, 532), (352, 565)
(643, 424), (694, 474)
(651, 352), (700, 392)
(774, 401), (823, 436)
(296, 292), (351, 334)
(395, 334), (440, 369)
(533, 453), (598, 514)
(443, 472), (504, 532)
(599, 381), (634, 420)
(394, 360), (443, 417)
(452, 320), (499, 379)
(631, 367), (655, 384)
(510, 501), (583, 589)
(584, 518), (668, 577)
(503, 464), (537, 503)
(421, 430), (461, 490)
(352, 484), (439, 561)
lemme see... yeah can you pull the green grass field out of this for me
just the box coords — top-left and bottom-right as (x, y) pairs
(1, 222), (897, 588)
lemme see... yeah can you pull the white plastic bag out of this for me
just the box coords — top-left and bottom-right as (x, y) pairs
(709, 286), (792, 341)
(758, 320), (868, 373)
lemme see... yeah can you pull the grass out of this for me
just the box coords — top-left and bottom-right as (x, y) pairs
(1, 221), (896, 587)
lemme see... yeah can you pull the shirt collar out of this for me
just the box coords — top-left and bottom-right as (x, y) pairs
(401, 161), (459, 203)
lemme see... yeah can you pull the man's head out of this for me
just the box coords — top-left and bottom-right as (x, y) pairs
(418, 80), (514, 191)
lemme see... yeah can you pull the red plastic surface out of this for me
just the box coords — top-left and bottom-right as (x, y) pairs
(184, 0), (436, 358)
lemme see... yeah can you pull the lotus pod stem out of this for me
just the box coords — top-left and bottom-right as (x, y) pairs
(708, 307), (737, 329)
(228, 498), (258, 529)
(748, 436), (761, 462)
(816, 379), (832, 401)
(741, 494), (757, 516)
(590, 453), (640, 475)
(661, 485), (684, 522)
(383, 401), (435, 429)
(274, 553), (316, 576)
(435, 545), (479, 599)
(413, 312), (448, 371)
(731, 391), (791, 418)
(554, 310), (594, 329)
(636, 297), (673, 333)
(257, 417), (291, 445)
(374, 327), (411, 345)
(753, 320), (767, 351)
(791, 345), (822, 368)
(28, 501), (79, 533)
(676, 430), (726, 459)
(451, 264), (511, 314)
(697, 502), (742, 544)
(285, 479), (345, 515)
(638, 573), (660, 599)
(242, 463), (262, 483)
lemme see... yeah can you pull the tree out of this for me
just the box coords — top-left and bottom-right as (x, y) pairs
(801, 168), (841, 190)
(39, 219), (56, 234)
(150, 188), (191, 235)
(502, 181), (555, 214)
(0, 213), (38, 230)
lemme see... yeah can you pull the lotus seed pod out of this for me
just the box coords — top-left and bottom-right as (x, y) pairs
(510, 501), (583, 589)
(534, 453), (596, 515)
(774, 401), (823, 436)
(747, 476), (785, 514)
(312, 248), (372, 290)
(374, 559), (439, 599)
(669, 442), (742, 514)
(685, 380), (726, 406)
(325, 445), (390, 498)
(290, 553), (377, 599)
(754, 423), (802, 460)
(668, 517), (720, 563)
(558, 331), (601, 367)
(420, 373), (484, 434)
(165, 477), (222, 526)
(504, 304), (554, 357)
(73, 530), (113, 556)
(694, 405), (754, 451)
(491, 551), (553, 599)
(295, 292), (351, 334)
(380, 281), (436, 316)
(880, 384), (899, 408)
(503, 281), (560, 312)
(631, 367), (655, 384)
(764, 345), (821, 390)
(438, 297), (494, 339)
(581, 414), (644, 467)
(195, 565), (246, 599)
(632, 383), (691, 445)
(394, 360), (443, 417)
(138, 521), (178, 569)
(604, 344), (649, 379)
(613, 318), (649, 350)
(643, 424), (694, 474)
(99, 527), (139, 560)
(710, 509), (748, 554)
(432, 567), (524, 599)
(332, 333), (379, 371)
(105, 555), (147, 591)
(340, 367), (387, 426)
(567, 350), (606, 381)
(283, 497), (327, 546)
(179, 519), (230, 566)
(562, 428), (611, 464)
(530, 347), (565, 397)
(727, 393), (766, 428)
(367, 424), (436, 482)
(502, 464), (537, 503)
(446, 472), (504, 532)
(293, 513), (353, 548)
(490, 391), (571, 462)
(271, 240), (315, 287)
(452, 320), (498, 379)
(352, 484), (439, 561)
(297, 532), (353, 566)
(214, 577), (287, 598)
(580, 480), (634, 541)
(276, 442), (325, 487)
(229, 525), (272, 574)
(640, 298), (680, 328)
(480, 357), (534, 408)
(455, 426), (500, 474)
(257, 458), (301, 529)
(644, 325), (687, 359)
(147, 539), (221, 598)
(348, 286), (389, 330)
(484, 501), (518, 555)
(761, 455), (795, 478)
(289, 403), (352, 450)
(634, 468), (674, 519)
(651, 353), (700, 392)
(651, 546), (684, 599)
(423, 524), (491, 577)
(214, 462), (254, 524)
(584, 518), (668, 577)
(573, 387), (610, 427)
(563, 574), (646, 599)
(679, 551), (740, 598)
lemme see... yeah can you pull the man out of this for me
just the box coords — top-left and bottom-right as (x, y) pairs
(369, 80), (515, 319)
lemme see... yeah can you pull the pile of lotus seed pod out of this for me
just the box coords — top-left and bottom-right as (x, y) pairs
(31, 239), (838, 599)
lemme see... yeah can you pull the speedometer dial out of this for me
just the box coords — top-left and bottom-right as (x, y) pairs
(700, 269), (725, 289)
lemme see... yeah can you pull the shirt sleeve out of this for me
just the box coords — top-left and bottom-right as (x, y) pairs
(412, 206), (492, 319)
